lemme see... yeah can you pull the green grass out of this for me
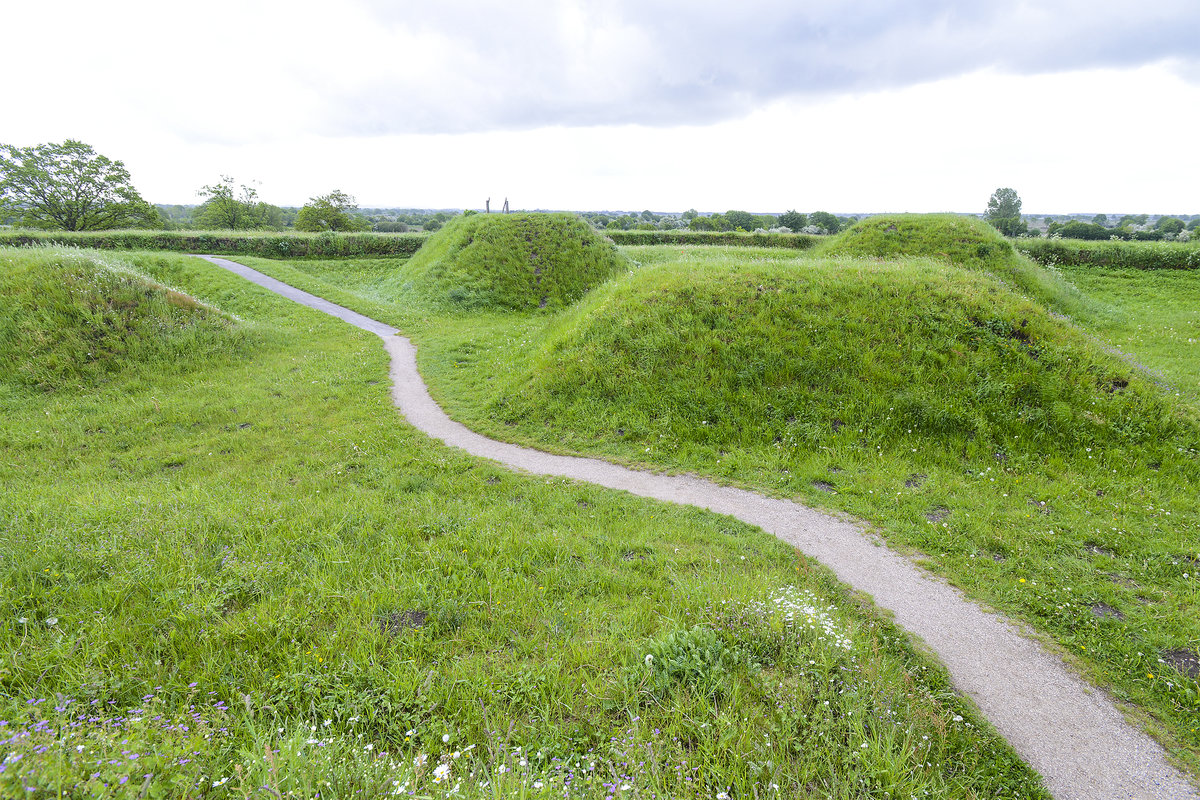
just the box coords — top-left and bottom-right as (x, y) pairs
(0, 247), (1045, 797)
(1055, 263), (1200, 405)
(228, 222), (1200, 778)
(387, 213), (630, 312)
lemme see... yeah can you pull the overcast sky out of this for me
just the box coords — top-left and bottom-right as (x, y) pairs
(7, 0), (1199, 213)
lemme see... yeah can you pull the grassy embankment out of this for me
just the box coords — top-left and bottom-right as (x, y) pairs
(234, 213), (1200, 777)
(0, 245), (1045, 797)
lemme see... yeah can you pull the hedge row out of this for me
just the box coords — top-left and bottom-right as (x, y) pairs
(1017, 238), (1200, 270)
(0, 229), (429, 257)
(605, 229), (820, 249)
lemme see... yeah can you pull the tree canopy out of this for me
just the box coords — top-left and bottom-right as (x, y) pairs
(0, 139), (158, 230)
(294, 189), (369, 232)
(194, 176), (272, 230)
(808, 211), (841, 234)
(777, 210), (807, 231)
(984, 188), (1027, 237)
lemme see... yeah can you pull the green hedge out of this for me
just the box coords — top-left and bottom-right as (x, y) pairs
(606, 230), (820, 249)
(1017, 238), (1200, 270)
(0, 229), (429, 258)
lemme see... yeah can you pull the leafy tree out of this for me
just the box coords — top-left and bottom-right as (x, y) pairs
(294, 189), (368, 232)
(194, 176), (265, 230)
(688, 215), (718, 231)
(777, 209), (806, 231)
(1153, 217), (1185, 236)
(1188, 219), (1200, 232)
(681, 208), (699, 221)
(1091, 213), (1109, 227)
(808, 211), (841, 234)
(0, 139), (158, 230)
(724, 210), (756, 231)
(984, 188), (1027, 237)
(1057, 221), (1111, 241)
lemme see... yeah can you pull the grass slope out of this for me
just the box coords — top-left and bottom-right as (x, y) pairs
(823, 214), (1095, 318)
(0, 248), (1045, 798)
(388, 213), (630, 311)
(391, 238), (1200, 771)
(0, 247), (244, 392)
(1056, 263), (1200, 404)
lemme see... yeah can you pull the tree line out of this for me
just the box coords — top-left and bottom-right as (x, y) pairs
(984, 187), (1196, 242)
(2, 142), (1193, 242)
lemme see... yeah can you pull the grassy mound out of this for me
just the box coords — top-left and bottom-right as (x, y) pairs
(825, 214), (1094, 318)
(485, 256), (1187, 468)
(388, 212), (629, 311)
(0, 248), (239, 391)
(823, 214), (1016, 268)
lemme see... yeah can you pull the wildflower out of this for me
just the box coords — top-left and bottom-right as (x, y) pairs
(433, 763), (451, 783)
(442, 733), (450, 743)
(644, 654), (654, 665)
(45, 617), (58, 627)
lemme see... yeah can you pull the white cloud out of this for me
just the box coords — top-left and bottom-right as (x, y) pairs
(5, 2), (1198, 211)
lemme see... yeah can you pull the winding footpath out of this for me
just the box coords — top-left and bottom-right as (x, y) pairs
(200, 255), (1197, 800)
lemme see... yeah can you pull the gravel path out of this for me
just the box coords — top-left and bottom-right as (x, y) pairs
(200, 255), (1198, 800)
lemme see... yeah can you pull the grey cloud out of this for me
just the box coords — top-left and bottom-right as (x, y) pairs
(325, 0), (1200, 134)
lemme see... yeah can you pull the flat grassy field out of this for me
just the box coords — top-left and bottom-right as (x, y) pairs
(1054, 263), (1200, 405)
(228, 218), (1200, 779)
(0, 248), (1046, 797)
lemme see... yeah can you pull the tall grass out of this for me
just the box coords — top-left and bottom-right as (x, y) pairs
(0, 247), (1045, 797)
(232, 238), (1200, 775)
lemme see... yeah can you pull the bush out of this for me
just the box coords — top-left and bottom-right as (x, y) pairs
(606, 230), (819, 249)
(1017, 238), (1200, 270)
(0, 229), (428, 257)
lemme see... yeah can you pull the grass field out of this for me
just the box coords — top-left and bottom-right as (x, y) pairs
(225, 216), (1200, 780)
(1054, 263), (1200, 404)
(0, 247), (1047, 797)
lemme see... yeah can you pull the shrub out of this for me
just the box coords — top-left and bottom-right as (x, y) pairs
(0, 229), (427, 257)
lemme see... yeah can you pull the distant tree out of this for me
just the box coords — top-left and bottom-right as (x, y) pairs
(808, 211), (841, 234)
(1154, 217), (1186, 236)
(986, 187), (1022, 219)
(0, 139), (159, 230)
(1092, 213), (1108, 227)
(1188, 219), (1200, 231)
(1057, 221), (1112, 241)
(688, 215), (718, 231)
(681, 208), (699, 221)
(983, 188), (1027, 236)
(1118, 214), (1149, 229)
(724, 210), (756, 231)
(294, 189), (368, 232)
(194, 176), (265, 230)
(258, 203), (288, 230)
(640, 210), (659, 223)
